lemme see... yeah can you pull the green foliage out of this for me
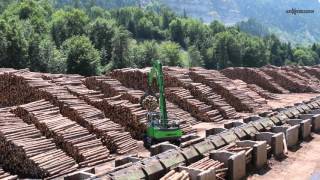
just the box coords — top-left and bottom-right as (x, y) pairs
(158, 41), (182, 66)
(62, 35), (100, 76)
(1, 0), (320, 76)
(51, 9), (89, 46)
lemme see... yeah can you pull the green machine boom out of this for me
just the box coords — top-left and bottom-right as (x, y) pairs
(142, 60), (182, 148)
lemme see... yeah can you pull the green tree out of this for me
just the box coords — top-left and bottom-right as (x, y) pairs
(111, 27), (132, 69)
(51, 9), (89, 47)
(62, 36), (100, 76)
(169, 18), (185, 47)
(158, 41), (182, 66)
(89, 18), (116, 65)
(293, 48), (317, 66)
(188, 45), (203, 67)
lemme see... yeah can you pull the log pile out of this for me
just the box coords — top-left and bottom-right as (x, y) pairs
(84, 76), (196, 133)
(221, 67), (289, 94)
(165, 87), (224, 122)
(12, 100), (112, 166)
(303, 66), (320, 79)
(160, 170), (190, 180)
(261, 67), (318, 93)
(281, 66), (320, 83)
(0, 167), (18, 180)
(0, 111), (77, 179)
(189, 68), (263, 112)
(188, 157), (227, 180)
(102, 96), (148, 139)
(110, 68), (150, 91)
(247, 84), (280, 100)
(0, 70), (138, 154)
(280, 67), (320, 90)
(232, 80), (270, 111)
(164, 67), (237, 119)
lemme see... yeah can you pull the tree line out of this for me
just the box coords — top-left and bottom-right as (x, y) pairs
(0, 0), (320, 76)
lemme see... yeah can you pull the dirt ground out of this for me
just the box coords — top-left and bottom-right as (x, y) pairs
(249, 133), (320, 180)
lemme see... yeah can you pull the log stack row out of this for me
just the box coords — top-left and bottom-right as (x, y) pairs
(261, 67), (319, 93)
(189, 68), (264, 112)
(84, 76), (196, 133)
(247, 84), (280, 100)
(12, 100), (112, 166)
(0, 111), (77, 179)
(221, 67), (289, 94)
(281, 66), (320, 84)
(303, 66), (320, 79)
(164, 67), (237, 119)
(0, 70), (138, 154)
(0, 167), (18, 180)
(165, 87), (224, 122)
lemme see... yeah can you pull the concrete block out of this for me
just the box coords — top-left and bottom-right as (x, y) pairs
(290, 108), (302, 117)
(224, 121), (244, 129)
(258, 118), (275, 130)
(240, 125), (258, 138)
(210, 151), (246, 180)
(274, 113), (288, 124)
(272, 125), (299, 148)
(219, 131), (238, 144)
(192, 140), (215, 156)
(156, 149), (186, 170)
(180, 146), (202, 165)
(109, 163), (147, 180)
(255, 132), (284, 157)
(231, 127), (247, 140)
(249, 121), (264, 131)
(287, 119), (312, 140)
(300, 114), (320, 132)
(141, 157), (165, 180)
(236, 140), (267, 169)
(206, 128), (227, 137)
(208, 135), (227, 149)
(115, 155), (140, 167)
(270, 116), (281, 125)
(281, 110), (294, 118)
(150, 141), (179, 156)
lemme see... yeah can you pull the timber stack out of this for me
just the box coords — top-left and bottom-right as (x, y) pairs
(189, 68), (262, 112)
(0, 111), (77, 179)
(221, 67), (289, 94)
(165, 87), (224, 122)
(12, 100), (113, 166)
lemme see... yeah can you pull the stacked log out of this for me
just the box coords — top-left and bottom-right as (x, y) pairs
(12, 100), (112, 166)
(102, 96), (148, 139)
(110, 68), (150, 91)
(0, 111), (77, 179)
(232, 80), (270, 111)
(84, 76), (196, 133)
(247, 84), (280, 100)
(221, 67), (289, 94)
(165, 87), (224, 122)
(0, 70), (137, 154)
(0, 167), (18, 180)
(188, 157), (227, 179)
(281, 66), (320, 83)
(0, 69), (42, 106)
(303, 66), (320, 79)
(189, 68), (263, 112)
(261, 67), (318, 93)
(164, 67), (237, 119)
(160, 170), (190, 180)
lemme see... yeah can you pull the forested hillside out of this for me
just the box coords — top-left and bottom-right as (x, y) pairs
(0, 0), (320, 76)
(159, 0), (320, 44)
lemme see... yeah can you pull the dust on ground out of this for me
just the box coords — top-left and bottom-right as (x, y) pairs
(249, 133), (320, 180)
(268, 93), (320, 109)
